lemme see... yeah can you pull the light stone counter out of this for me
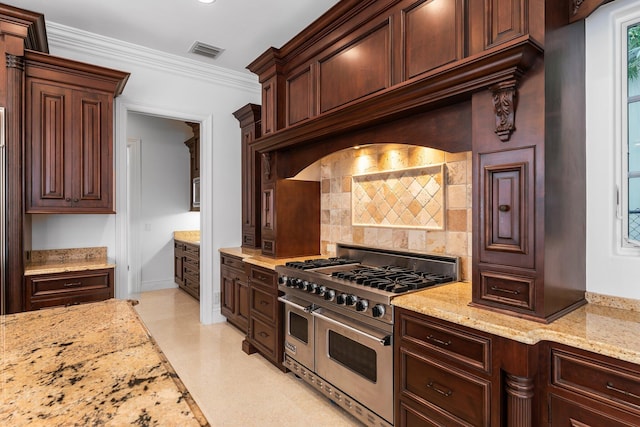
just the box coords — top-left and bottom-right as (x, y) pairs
(392, 281), (640, 365)
(25, 247), (115, 276)
(219, 247), (325, 270)
(0, 299), (208, 426)
(174, 230), (200, 245)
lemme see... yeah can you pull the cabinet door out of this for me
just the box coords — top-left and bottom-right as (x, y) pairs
(221, 268), (236, 318)
(72, 90), (113, 211)
(236, 277), (250, 330)
(174, 243), (184, 285)
(26, 82), (73, 212)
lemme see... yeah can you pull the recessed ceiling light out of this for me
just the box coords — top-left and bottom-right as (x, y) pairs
(198, 0), (215, 3)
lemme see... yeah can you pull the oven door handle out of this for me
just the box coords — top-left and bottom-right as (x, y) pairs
(312, 310), (391, 346)
(277, 296), (314, 313)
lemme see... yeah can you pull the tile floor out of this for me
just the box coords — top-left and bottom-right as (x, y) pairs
(134, 288), (362, 426)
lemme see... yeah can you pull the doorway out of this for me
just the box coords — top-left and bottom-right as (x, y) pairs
(115, 101), (217, 324)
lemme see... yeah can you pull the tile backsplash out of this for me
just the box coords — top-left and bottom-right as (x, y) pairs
(318, 144), (472, 281)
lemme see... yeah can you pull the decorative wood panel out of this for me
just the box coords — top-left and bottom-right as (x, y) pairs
(40, 87), (66, 201)
(403, 0), (464, 79)
(319, 21), (391, 113)
(262, 79), (275, 134)
(287, 67), (312, 126)
(479, 148), (534, 269)
(486, 0), (525, 48)
(79, 96), (103, 201)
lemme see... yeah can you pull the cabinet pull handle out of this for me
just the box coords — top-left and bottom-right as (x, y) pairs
(427, 381), (452, 397)
(259, 300), (269, 306)
(427, 335), (451, 347)
(63, 282), (83, 287)
(490, 286), (520, 295)
(258, 331), (269, 338)
(606, 382), (640, 400)
(498, 204), (511, 212)
(73, 198), (79, 203)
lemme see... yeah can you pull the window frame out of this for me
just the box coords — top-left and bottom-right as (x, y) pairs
(620, 18), (640, 251)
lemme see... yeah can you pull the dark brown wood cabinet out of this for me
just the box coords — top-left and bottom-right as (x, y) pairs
(244, 264), (285, 371)
(24, 50), (128, 214)
(174, 240), (199, 300)
(220, 253), (249, 333)
(543, 343), (640, 426)
(233, 104), (262, 249)
(184, 122), (200, 212)
(24, 268), (114, 310)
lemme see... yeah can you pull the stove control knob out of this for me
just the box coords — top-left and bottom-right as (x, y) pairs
(307, 283), (318, 293)
(324, 290), (336, 301)
(298, 280), (307, 290)
(315, 285), (327, 295)
(278, 276), (288, 286)
(371, 304), (386, 318)
(336, 293), (347, 305)
(356, 299), (369, 312)
(346, 295), (358, 306)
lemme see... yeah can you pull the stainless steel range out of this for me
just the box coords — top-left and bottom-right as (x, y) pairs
(276, 243), (459, 427)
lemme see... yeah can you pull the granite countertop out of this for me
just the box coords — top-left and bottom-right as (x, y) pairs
(219, 247), (325, 270)
(0, 299), (209, 426)
(174, 230), (200, 245)
(25, 247), (116, 276)
(392, 281), (640, 365)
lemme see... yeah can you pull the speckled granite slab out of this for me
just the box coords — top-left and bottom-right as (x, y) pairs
(392, 282), (640, 365)
(25, 247), (115, 276)
(0, 299), (209, 426)
(174, 230), (200, 244)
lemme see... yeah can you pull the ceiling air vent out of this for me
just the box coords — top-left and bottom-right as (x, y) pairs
(189, 41), (224, 59)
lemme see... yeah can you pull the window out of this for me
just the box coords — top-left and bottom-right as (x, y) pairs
(624, 23), (640, 247)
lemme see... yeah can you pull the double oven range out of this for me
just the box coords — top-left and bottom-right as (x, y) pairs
(276, 244), (459, 427)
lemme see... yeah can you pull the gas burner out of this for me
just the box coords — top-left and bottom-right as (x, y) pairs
(331, 265), (452, 293)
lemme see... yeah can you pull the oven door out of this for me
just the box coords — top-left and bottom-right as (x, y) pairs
(313, 308), (393, 424)
(278, 295), (315, 371)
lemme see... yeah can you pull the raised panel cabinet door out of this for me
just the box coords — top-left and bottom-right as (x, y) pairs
(72, 90), (113, 211)
(220, 270), (236, 318)
(236, 279), (250, 331)
(485, 0), (525, 48)
(479, 148), (535, 269)
(26, 81), (73, 212)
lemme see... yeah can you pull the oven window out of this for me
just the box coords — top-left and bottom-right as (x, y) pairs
(289, 312), (308, 344)
(328, 331), (377, 383)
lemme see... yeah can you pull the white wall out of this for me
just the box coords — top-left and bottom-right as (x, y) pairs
(127, 113), (199, 291)
(41, 22), (261, 323)
(586, 0), (640, 299)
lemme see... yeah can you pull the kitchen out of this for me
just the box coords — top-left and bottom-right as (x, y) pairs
(2, 0), (640, 426)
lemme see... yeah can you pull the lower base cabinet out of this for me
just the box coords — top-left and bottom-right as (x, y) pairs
(174, 240), (199, 300)
(24, 268), (114, 310)
(220, 253), (249, 333)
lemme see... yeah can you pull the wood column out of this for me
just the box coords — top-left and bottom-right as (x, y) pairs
(4, 51), (25, 313)
(506, 374), (534, 426)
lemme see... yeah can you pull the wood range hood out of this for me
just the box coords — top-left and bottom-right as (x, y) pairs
(239, 0), (612, 322)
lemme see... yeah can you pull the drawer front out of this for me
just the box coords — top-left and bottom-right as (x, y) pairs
(242, 233), (255, 247)
(183, 243), (199, 260)
(28, 291), (112, 310)
(400, 347), (491, 427)
(249, 265), (276, 289)
(27, 269), (113, 297)
(221, 254), (245, 273)
(550, 393), (638, 427)
(251, 316), (277, 358)
(400, 312), (491, 373)
(251, 285), (277, 323)
(552, 348), (640, 413)
(478, 268), (535, 312)
(183, 264), (199, 279)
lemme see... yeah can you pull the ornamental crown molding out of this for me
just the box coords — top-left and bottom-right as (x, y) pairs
(44, 21), (260, 93)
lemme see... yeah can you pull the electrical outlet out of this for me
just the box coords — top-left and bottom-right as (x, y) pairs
(213, 292), (220, 305)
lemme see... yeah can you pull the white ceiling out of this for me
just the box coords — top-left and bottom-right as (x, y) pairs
(5, 0), (341, 75)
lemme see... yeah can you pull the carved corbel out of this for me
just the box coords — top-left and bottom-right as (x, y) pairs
(572, 0), (585, 15)
(262, 152), (271, 180)
(490, 80), (518, 142)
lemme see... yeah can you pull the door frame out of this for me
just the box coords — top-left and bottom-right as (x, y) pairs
(115, 100), (216, 324)
(126, 137), (142, 295)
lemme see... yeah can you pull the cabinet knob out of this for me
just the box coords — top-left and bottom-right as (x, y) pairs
(498, 204), (511, 212)
(65, 198), (71, 202)
(73, 198), (79, 203)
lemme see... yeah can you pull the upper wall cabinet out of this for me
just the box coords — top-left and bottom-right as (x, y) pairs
(24, 50), (129, 214)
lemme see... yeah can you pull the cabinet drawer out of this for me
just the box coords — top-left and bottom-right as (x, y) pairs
(28, 291), (112, 310)
(251, 316), (277, 358)
(552, 348), (640, 414)
(399, 347), (491, 427)
(478, 269), (535, 312)
(183, 264), (199, 278)
(221, 254), (245, 273)
(249, 265), (276, 289)
(251, 286), (277, 323)
(399, 312), (491, 373)
(183, 244), (199, 260)
(27, 269), (113, 297)
(549, 393), (638, 427)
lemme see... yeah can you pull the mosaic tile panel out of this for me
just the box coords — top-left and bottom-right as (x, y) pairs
(352, 164), (445, 229)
